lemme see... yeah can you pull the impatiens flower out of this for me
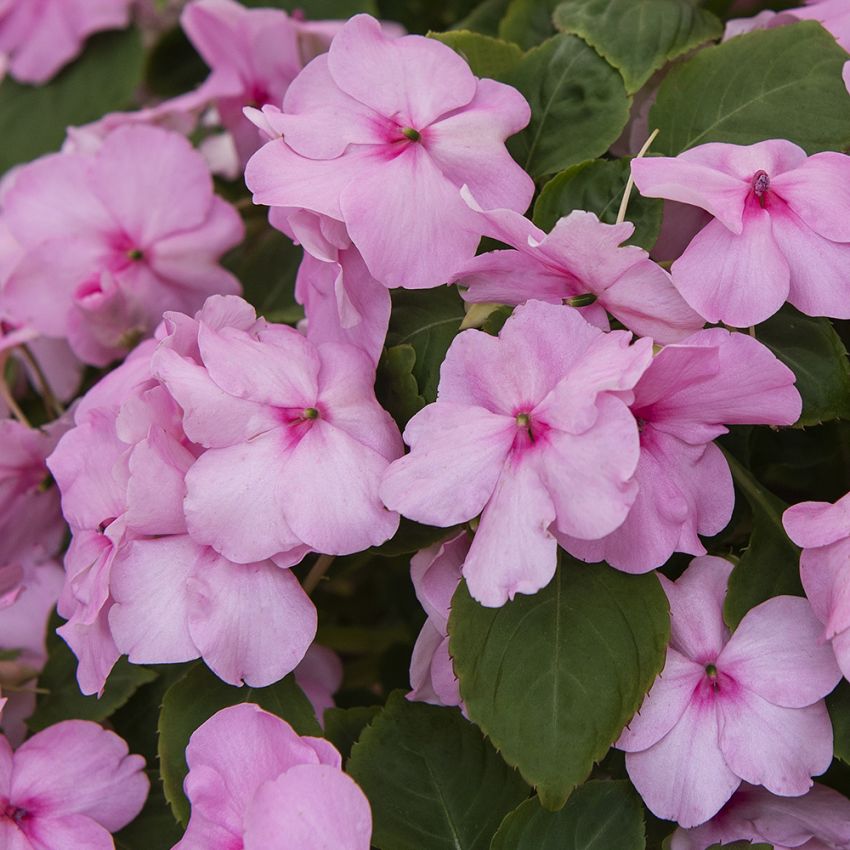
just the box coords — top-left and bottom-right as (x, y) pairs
(561, 328), (801, 572)
(180, 0), (339, 165)
(1, 125), (243, 366)
(49, 299), (322, 695)
(0, 0), (133, 85)
(631, 140), (850, 326)
(275, 208), (390, 367)
(0, 554), (62, 744)
(246, 13), (534, 289)
(453, 191), (705, 343)
(725, 1), (850, 52)
(176, 703), (371, 850)
(670, 782), (850, 849)
(293, 644), (343, 725)
(784, 490), (850, 680)
(154, 295), (402, 564)
(408, 532), (467, 709)
(618, 556), (842, 828)
(380, 300), (653, 606)
(0, 719), (148, 849)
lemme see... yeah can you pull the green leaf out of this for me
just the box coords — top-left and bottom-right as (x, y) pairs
(505, 34), (630, 179)
(491, 781), (645, 849)
(347, 693), (529, 850)
(370, 517), (458, 557)
(145, 27), (207, 98)
(533, 159), (663, 250)
(375, 344), (426, 429)
(242, 0), (378, 13)
(386, 286), (465, 404)
(650, 21), (850, 155)
(755, 308), (850, 427)
(499, 0), (558, 50)
(429, 30), (524, 80)
(0, 28), (145, 173)
(324, 705), (381, 762)
(449, 556), (670, 808)
(453, 0), (513, 37)
(829, 679), (850, 765)
(376, 0), (481, 34)
(722, 451), (803, 629)
(158, 663), (320, 825)
(29, 620), (158, 732)
(553, 0), (722, 94)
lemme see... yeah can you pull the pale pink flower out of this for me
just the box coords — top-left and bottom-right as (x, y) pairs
(49, 302), (320, 694)
(0, 0), (133, 85)
(408, 532), (468, 708)
(293, 645), (343, 725)
(275, 208), (390, 367)
(561, 328), (801, 572)
(176, 703), (371, 850)
(0, 720), (148, 849)
(380, 300), (653, 607)
(453, 190), (705, 343)
(618, 556), (842, 828)
(784, 491), (850, 680)
(725, 1), (850, 51)
(0, 555), (63, 745)
(0, 125), (243, 366)
(632, 140), (850, 326)
(245, 13), (534, 289)
(671, 782), (850, 850)
(154, 295), (403, 564)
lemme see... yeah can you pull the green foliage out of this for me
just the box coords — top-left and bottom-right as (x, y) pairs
(347, 692), (530, 850)
(755, 309), (850, 427)
(375, 344), (426, 428)
(722, 452), (803, 630)
(145, 27), (207, 98)
(533, 159), (663, 250)
(157, 663), (320, 825)
(491, 781), (646, 849)
(29, 620), (157, 732)
(830, 680), (850, 765)
(449, 555), (670, 808)
(0, 28), (145, 173)
(114, 778), (184, 850)
(650, 22), (850, 155)
(453, 0), (513, 36)
(553, 0), (722, 94)
(378, 0), (481, 33)
(242, 0), (379, 14)
(324, 705), (381, 761)
(371, 518), (457, 557)
(505, 34), (630, 179)
(429, 30), (524, 80)
(499, 0), (558, 49)
(385, 286), (466, 404)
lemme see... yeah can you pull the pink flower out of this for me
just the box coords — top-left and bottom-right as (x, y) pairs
(380, 300), (653, 606)
(408, 532), (468, 709)
(0, 720), (148, 849)
(784, 491), (850, 680)
(670, 782), (850, 850)
(245, 13), (534, 289)
(176, 703), (371, 850)
(0, 0), (133, 85)
(561, 328), (801, 572)
(275, 208), (391, 367)
(154, 295), (403, 564)
(0, 125), (243, 366)
(618, 556), (841, 828)
(631, 140), (850, 326)
(452, 190), (705, 343)
(725, 1), (850, 52)
(0, 555), (63, 745)
(49, 300), (321, 694)
(181, 0), (337, 165)
(293, 644), (343, 725)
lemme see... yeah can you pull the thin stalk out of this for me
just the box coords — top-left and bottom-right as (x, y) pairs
(616, 128), (660, 225)
(303, 554), (335, 595)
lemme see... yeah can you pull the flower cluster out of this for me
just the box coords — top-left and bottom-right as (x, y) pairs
(1, 0), (849, 846)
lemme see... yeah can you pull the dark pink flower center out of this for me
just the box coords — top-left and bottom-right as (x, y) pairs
(752, 170), (770, 207)
(511, 410), (548, 457)
(2, 802), (28, 824)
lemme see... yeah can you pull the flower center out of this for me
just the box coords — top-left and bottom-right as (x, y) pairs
(515, 412), (531, 429)
(564, 293), (597, 308)
(752, 170), (770, 207)
(705, 663), (720, 691)
(2, 802), (27, 824)
(401, 127), (421, 142)
(302, 407), (319, 420)
(127, 248), (143, 262)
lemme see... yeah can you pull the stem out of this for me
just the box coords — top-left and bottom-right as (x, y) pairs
(303, 554), (335, 595)
(0, 367), (30, 427)
(19, 343), (64, 418)
(616, 128), (660, 225)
